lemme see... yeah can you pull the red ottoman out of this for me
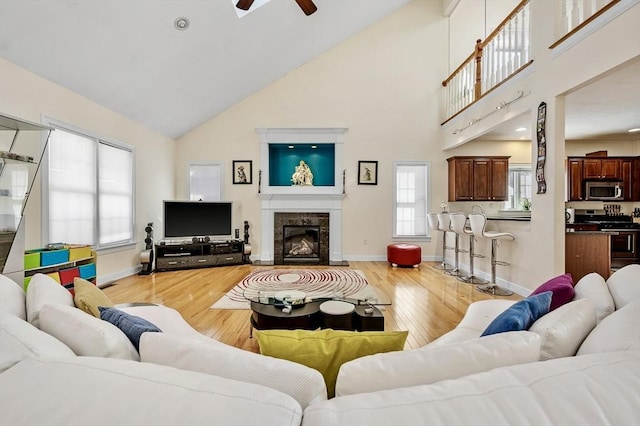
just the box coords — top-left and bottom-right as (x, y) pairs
(387, 244), (421, 268)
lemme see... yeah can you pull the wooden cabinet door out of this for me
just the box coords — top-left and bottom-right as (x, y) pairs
(601, 159), (621, 179)
(633, 158), (640, 201)
(472, 159), (491, 201)
(490, 158), (509, 201)
(621, 159), (632, 200)
(583, 158), (602, 179)
(567, 158), (584, 201)
(447, 157), (474, 201)
(565, 233), (611, 281)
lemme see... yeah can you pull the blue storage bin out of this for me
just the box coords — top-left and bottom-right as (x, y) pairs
(40, 249), (69, 266)
(79, 263), (96, 279)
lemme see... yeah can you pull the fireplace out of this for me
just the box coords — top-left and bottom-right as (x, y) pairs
(274, 213), (329, 265)
(257, 128), (347, 265)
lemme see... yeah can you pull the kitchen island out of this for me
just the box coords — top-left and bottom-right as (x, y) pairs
(565, 231), (613, 281)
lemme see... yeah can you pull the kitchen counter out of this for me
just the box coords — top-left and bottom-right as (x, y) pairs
(487, 216), (531, 222)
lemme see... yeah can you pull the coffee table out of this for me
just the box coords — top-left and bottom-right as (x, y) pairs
(245, 290), (384, 337)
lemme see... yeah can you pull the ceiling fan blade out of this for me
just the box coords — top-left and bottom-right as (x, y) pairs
(236, 0), (255, 11)
(295, 0), (317, 16)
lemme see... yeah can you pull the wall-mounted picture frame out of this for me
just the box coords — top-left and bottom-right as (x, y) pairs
(233, 160), (252, 184)
(358, 161), (378, 185)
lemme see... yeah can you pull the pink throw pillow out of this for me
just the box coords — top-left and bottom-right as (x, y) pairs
(530, 273), (574, 311)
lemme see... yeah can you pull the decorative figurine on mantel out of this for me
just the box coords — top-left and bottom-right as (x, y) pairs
(291, 160), (313, 186)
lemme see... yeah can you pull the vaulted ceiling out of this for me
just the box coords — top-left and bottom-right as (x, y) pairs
(0, 0), (412, 138)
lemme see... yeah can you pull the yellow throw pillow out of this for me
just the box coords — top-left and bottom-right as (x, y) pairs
(73, 277), (114, 317)
(255, 329), (408, 398)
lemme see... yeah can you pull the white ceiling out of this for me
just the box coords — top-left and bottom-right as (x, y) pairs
(0, 0), (412, 139)
(1, 1), (638, 143)
(477, 58), (640, 142)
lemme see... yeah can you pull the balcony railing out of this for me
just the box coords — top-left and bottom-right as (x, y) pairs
(441, 0), (620, 123)
(442, 0), (532, 123)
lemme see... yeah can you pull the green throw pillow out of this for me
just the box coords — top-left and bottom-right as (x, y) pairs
(73, 277), (114, 318)
(255, 329), (408, 398)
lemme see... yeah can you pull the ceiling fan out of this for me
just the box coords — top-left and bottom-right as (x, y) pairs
(236, 0), (317, 16)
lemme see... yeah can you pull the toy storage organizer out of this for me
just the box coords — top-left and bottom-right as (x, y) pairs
(24, 245), (96, 292)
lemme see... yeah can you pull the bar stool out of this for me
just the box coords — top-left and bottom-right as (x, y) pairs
(448, 213), (470, 280)
(450, 213), (487, 285)
(437, 213), (455, 274)
(468, 213), (515, 296)
(428, 213), (452, 271)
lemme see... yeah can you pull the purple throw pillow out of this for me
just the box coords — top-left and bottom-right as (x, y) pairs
(530, 273), (575, 311)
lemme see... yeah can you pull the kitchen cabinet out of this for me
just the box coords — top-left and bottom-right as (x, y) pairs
(567, 158), (584, 201)
(583, 158), (621, 180)
(447, 156), (510, 202)
(566, 156), (640, 202)
(565, 232), (611, 281)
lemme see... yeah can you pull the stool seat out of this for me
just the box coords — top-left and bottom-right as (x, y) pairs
(387, 243), (421, 268)
(320, 300), (355, 315)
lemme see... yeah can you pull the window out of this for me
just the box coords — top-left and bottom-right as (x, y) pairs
(393, 161), (430, 239)
(189, 162), (223, 201)
(505, 165), (532, 210)
(44, 120), (135, 249)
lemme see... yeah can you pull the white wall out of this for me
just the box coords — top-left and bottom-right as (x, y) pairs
(175, 1), (448, 263)
(0, 58), (176, 284)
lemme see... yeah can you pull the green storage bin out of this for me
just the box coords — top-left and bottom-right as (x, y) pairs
(24, 252), (40, 270)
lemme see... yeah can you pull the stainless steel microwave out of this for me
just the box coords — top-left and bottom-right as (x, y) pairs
(585, 181), (623, 201)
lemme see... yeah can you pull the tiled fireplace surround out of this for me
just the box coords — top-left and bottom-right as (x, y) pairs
(257, 128), (347, 266)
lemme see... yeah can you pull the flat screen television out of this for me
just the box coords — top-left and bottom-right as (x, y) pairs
(163, 201), (232, 239)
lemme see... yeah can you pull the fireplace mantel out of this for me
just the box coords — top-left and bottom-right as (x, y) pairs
(256, 128), (348, 265)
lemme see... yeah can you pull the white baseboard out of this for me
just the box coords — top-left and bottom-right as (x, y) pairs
(97, 266), (141, 288)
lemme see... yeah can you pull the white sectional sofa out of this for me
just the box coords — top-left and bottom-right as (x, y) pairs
(1, 265), (638, 425)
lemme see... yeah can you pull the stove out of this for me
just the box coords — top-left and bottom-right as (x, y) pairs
(574, 209), (640, 230)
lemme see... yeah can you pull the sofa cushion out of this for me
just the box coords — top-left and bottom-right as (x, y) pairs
(140, 332), (327, 409)
(303, 351), (640, 426)
(116, 304), (207, 340)
(530, 273), (574, 311)
(577, 300), (640, 355)
(0, 310), (75, 373)
(99, 307), (161, 350)
(606, 264), (640, 309)
(481, 291), (552, 337)
(25, 273), (74, 328)
(73, 277), (114, 317)
(0, 275), (26, 320)
(529, 298), (597, 360)
(335, 331), (540, 397)
(573, 272), (614, 323)
(429, 299), (517, 347)
(38, 304), (139, 360)
(0, 357), (303, 426)
(255, 329), (408, 398)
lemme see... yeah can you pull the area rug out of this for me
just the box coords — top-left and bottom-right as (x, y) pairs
(211, 269), (384, 310)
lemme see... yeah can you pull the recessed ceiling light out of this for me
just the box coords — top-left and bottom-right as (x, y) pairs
(288, 145), (295, 149)
(174, 17), (190, 31)
(515, 127), (527, 132)
(311, 145), (317, 149)
(628, 128), (640, 133)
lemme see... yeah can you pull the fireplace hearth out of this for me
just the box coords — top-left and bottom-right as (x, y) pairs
(274, 213), (329, 265)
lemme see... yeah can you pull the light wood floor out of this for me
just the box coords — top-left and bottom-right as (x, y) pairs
(102, 262), (520, 353)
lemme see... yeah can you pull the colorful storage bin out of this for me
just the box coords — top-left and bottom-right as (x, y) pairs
(40, 249), (70, 266)
(24, 252), (40, 270)
(46, 272), (61, 284)
(59, 267), (80, 285)
(23, 276), (32, 291)
(78, 263), (96, 280)
(68, 245), (92, 261)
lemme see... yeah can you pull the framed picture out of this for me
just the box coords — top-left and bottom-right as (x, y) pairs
(233, 160), (252, 184)
(358, 161), (378, 185)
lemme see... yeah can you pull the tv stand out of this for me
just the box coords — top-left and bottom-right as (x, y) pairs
(155, 240), (244, 272)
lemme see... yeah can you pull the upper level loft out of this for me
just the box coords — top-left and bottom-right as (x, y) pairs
(441, 0), (638, 129)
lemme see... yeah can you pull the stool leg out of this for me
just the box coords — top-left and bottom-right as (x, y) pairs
(476, 239), (513, 296)
(432, 231), (453, 271)
(460, 236), (487, 285)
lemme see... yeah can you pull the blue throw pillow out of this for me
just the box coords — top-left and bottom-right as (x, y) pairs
(481, 291), (552, 337)
(99, 307), (161, 350)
